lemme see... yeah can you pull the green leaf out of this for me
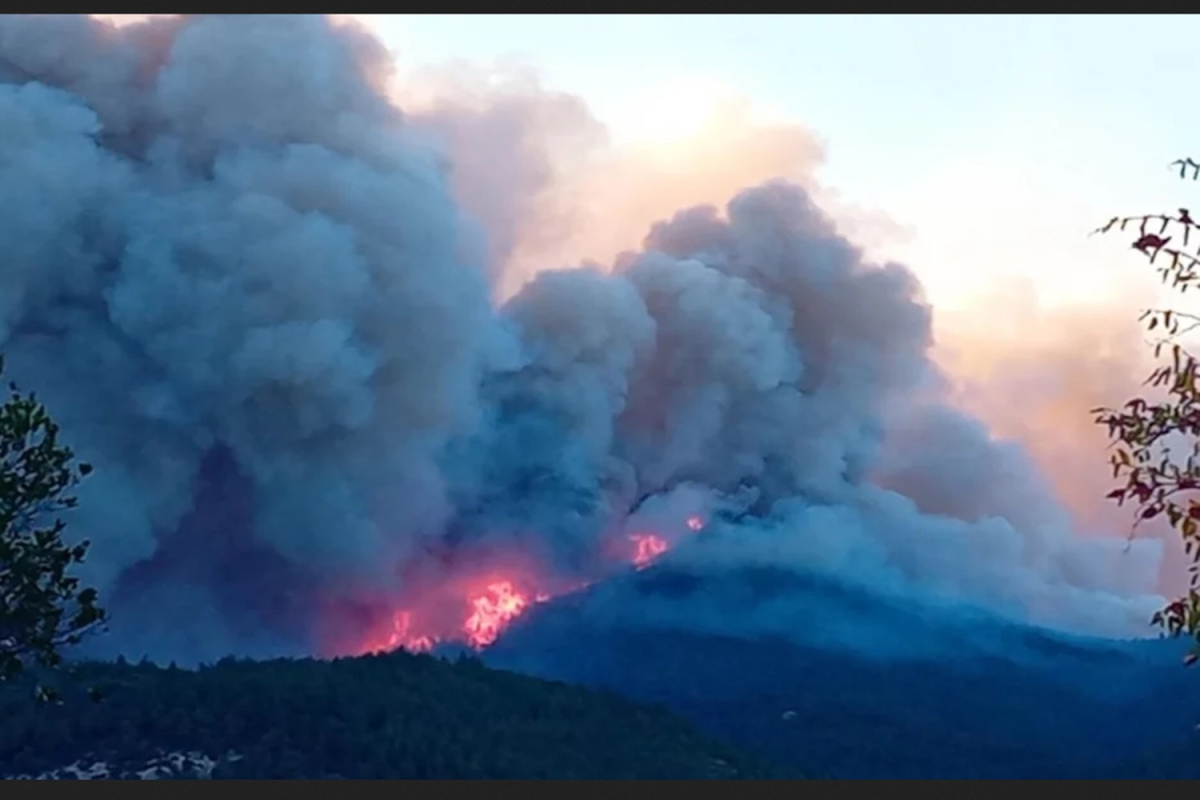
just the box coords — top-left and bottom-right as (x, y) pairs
(0, 353), (107, 702)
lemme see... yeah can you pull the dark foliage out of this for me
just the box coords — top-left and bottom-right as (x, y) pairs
(0, 356), (105, 696)
(0, 649), (783, 779)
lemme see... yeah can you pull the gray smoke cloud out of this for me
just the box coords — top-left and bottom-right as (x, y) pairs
(0, 14), (1163, 663)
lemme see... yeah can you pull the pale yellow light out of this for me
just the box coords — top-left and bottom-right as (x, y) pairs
(602, 76), (735, 147)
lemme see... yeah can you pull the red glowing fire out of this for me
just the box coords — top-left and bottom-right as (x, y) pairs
(629, 514), (704, 569)
(351, 577), (562, 656)
(342, 513), (706, 657)
(387, 611), (435, 654)
(463, 581), (535, 648)
(630, 533), (669, 569)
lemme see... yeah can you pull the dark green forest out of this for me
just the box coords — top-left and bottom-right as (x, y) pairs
(0, 650), (786, 779)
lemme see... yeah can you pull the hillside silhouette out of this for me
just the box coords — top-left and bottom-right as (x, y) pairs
(487, 566), (1200, 778)
(0, 650), (784, 779)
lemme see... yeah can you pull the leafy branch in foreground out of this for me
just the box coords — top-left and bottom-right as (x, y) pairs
(0, 355), (106, 699)
(1092, 157), (1200, 663)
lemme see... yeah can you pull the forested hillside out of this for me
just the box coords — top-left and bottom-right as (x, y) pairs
(487, 569), (1200, 779)
(0, 651), (785, 779)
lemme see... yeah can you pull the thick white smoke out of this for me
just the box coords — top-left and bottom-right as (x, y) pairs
(0, 14), (1163, 662)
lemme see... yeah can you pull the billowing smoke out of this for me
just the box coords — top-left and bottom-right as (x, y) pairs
(932, 292), (1188, 594)
(0, 14), (1164, 664)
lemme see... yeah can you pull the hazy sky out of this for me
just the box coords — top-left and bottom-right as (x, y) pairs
(357, 13), (1198, 311)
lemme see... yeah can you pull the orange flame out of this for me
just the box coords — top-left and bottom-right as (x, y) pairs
(392, 610), (435, 654)
(629, 514), (704, 570)
(630, 533), (669, 570)
(344, 513), (707, 656)
(353, 610), (436, 655)
(463, 581), (535, 649)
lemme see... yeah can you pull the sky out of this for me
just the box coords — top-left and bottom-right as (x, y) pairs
(96, 14), (1200, 308)
(355, 13), (1198, 310)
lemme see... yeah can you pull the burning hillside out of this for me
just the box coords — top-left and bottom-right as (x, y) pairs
(0, 14), (1167, 666)
(335, 512), (708, 656)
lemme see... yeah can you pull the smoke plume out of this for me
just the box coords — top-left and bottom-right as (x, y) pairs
(0, 14), (1164, 663)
